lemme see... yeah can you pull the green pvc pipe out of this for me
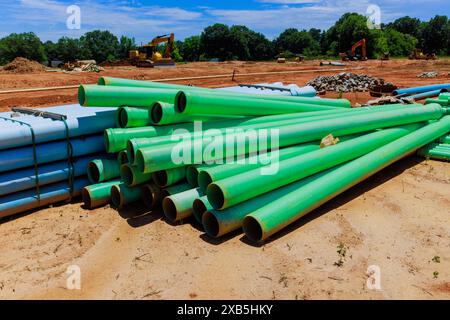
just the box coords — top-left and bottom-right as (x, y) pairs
(203, 172), (324, 238)
(421, 149), (450, 161)
(120, 164), (152, 187)
(110, 182), (142, 209)
(126, 111), (337, 162)
(186, 165), (201, 187)
(98, 76), (203, 90)
(197, 142), (321, 193)
(117, 106), (152, 128)
(162, 187), (204, 222)
(152, 166), (186, 187)
(417, 143), (450, 161)
(242, 116), (450, 242)
(117, 150), (129, 165)
(78, 85), (177, 108)
(207, 123), (423, 210)
(438, 135), (450, 144)
(99, 76), (350, 108)
(128, 104), (410, 162)
(87, 158), (120, 184)
(109, 105), (406, 154)
(137, 105), (444, 174)
(82, 179), (121, 209)
(192, 195), (213, 224)
(150, 102), (243, 126)
(141, 182), (191, 209)
(140, 183), (161, 209)
(425, 98), (448, 106)
(174, 91), (343, 116)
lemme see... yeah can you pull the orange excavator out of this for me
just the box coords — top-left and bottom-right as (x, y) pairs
(339, 39), (368, 61)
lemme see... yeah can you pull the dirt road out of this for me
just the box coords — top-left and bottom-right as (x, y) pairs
(1, 59), (450, 110)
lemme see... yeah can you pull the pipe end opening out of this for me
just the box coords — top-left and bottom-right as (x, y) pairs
(120, 165), (134, 186)
(202, 211), (220, 237)
(162, 197), (177, 222)
(151, 102), (163, 123)
(206, 183), (225, 210)
(141, 185), (156, 208)
(174, 91), (187, 113)
(110, 185), (122, 209)
(242, 216), (263, 243)
(192, 198), (207, 223)
(81, 188), (92, 209)
(153, 170), (168, 187)
(118, 107), (128, 128)
(186, 166), (199, 187)
(87, 162), (101, 184)
(77, 85), (86, 106)
(198, 171), (213, 193)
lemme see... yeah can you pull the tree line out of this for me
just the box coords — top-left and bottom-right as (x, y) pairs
(0, 13), (449, 65)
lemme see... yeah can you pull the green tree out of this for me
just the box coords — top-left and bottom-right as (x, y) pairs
(55, 37), (88, 62)
(420, 15), (449, 54)
(0, 32), (46, 64)
(179, 36), (201, 61)
(117, 35), (136, 60)
(247, 31), (274, 60)
(200, 24), (233, 61)
(274, 28), (320, 56)
(389, 16), (421, 37)
(383, 28), (418, 56)
(80, 30), (119, 63)
(43, 40), (58, 63)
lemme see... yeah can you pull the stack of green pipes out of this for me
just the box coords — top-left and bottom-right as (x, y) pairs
(416, 133), (450, 161)
(426, 92), (450, 107)
(79, 76), (450, 243)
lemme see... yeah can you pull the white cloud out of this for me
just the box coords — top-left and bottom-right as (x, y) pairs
(8, 0), (205, 41)
(257, 0), (320, 3)
(1, 0), (447, 42)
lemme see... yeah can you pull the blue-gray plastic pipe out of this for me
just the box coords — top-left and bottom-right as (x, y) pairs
(0, 154), (100, 196)
(393, 83), (450, 96)
(0, 177), (89, 219)
(0, 104), (116, 150)
(404, 89), (441, 101)
(218, 83), (316, 97)
(0, 134), (104, 173)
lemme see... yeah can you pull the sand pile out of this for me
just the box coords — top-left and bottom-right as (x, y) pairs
(1, 57), (46, 73)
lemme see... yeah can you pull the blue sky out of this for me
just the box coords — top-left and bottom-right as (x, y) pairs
(0, 0), (446, 42)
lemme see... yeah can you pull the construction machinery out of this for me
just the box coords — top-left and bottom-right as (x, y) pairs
(339, 39), (368, 61)
(409, 49), (437, 60)
(129, 33), (176, 68)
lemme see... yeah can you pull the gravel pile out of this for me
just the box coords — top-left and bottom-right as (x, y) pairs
(307, 72), (392, 92)
(417, 71), (438, 78)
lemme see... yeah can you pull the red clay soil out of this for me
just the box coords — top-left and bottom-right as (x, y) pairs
(0, 57), (46, 74)
(0, 59), (449, 111)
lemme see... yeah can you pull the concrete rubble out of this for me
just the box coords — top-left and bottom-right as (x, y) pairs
(307, 72), (393, 93)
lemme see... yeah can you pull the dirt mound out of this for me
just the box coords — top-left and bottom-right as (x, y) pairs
(1, 57), (46, 74)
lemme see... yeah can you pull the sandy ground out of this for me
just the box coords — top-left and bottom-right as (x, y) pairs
(0, 60), (449, 300)
(0, 157), (448, 299)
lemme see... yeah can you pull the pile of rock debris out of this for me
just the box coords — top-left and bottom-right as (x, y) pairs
(307, 72), (394, 93)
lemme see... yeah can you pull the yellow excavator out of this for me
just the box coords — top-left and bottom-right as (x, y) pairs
(129, 33), (175, 67)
